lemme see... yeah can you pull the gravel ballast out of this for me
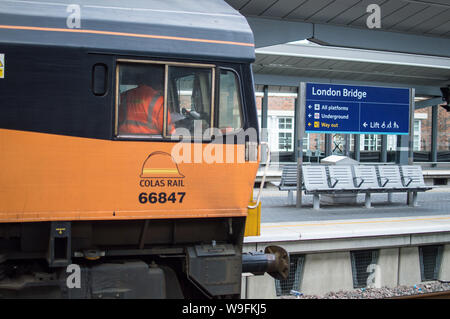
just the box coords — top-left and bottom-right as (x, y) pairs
(282, 281), (450, 299)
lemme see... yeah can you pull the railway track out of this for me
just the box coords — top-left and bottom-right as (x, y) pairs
(390, 290), (450, 299)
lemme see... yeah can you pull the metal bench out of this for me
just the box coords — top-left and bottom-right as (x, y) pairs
(377, 165), (404, 189)
(399, 165), (433, 206)
(305, 164), (431, 209)
(353, 165), (408, 208)
(376, 165), (405, 205)
(328, 166), (358, 191)
(303, 165), (364, 209)
(278, 164), (298, 204)
(280, 164), (432, 209)
(302, 166), (332, 209)
(353, 165), (382, 208)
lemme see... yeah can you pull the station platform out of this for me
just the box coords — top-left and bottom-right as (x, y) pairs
(245, 186), (450, 247)
(241, 186), (450, 298)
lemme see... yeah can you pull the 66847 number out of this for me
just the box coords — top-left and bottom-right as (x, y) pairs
(139, 192), (186, 204)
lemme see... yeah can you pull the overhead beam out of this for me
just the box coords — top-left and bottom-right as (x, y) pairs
(253, 73), (443, 97)
(415, 97), (445, 109)
(256, 43), (450, 71)
(312, 24), (450, 59)
(247, 17), (450, 58)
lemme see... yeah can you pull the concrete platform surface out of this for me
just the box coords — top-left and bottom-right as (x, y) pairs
(245, 215), (450, 243)
(245, 186), (450, 244)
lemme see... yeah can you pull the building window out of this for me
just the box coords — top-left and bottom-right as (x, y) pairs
(387, 135), (397, 151)
(363, 134), (381, 151)
(332, 134), (345, 154)
(278, 117), (294, 151)
(278, 117), (293, 130)
(413, 120), (421, 151)
(278, 132), (292, 151)
(303, 133), (310, 152)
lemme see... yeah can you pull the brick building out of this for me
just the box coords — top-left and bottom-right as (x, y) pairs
(255, 93), (450, 161)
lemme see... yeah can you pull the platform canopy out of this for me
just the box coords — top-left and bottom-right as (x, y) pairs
(225, 0), (450, 103)
(253, 40), (450, 99)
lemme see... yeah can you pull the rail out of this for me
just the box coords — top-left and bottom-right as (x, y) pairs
(390, 290), (450, 299)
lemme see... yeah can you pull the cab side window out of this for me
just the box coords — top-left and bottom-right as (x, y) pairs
(116, 62), (244, 140)
(218, 69), (243, 133)
(167, 66), (213, 136)
(117, 63), (165, 137)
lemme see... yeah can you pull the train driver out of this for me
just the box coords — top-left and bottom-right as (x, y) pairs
(118, 70), (175, 136)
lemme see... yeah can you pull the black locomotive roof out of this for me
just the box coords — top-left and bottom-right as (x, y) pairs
(0, 0), (255, 62)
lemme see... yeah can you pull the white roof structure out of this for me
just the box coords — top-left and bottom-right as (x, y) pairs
(226, 0), (450, 103)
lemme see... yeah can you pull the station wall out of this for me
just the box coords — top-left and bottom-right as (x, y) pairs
(242, 243), (450, 298)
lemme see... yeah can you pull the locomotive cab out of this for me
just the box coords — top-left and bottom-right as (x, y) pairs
(0, 0), (272, 298)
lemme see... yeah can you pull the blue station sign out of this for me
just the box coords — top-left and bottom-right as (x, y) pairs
(304, 83), (410, 135)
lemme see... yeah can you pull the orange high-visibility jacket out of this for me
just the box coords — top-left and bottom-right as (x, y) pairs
(119, 85), (174, 135)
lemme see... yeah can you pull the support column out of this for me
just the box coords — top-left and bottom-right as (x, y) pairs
(354, 134), (361, 162)
(438, 244), (450, 282)
(296, 83), (306, 208)
(407, 89), (415, 205)
(381, 135), (388, 162)
(324, 134), (332, 157)
(396, 135), (409, 164)
(344, 134), (350, 157)
(398, 247), (421, 286)
(261, 85), (269, 163)
(243, 274), (277, 299)
(431, 105), (438, 164)
(300, 252), (354, 296)
(293, 97), (298, 161)
(396, 88), (414, 166)
(408, 88), (415, 166)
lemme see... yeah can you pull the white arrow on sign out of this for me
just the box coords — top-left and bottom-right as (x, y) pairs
(308, 114), (312, 118)
(363, 122), (368, 128)
(308, 105), (312, 109)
